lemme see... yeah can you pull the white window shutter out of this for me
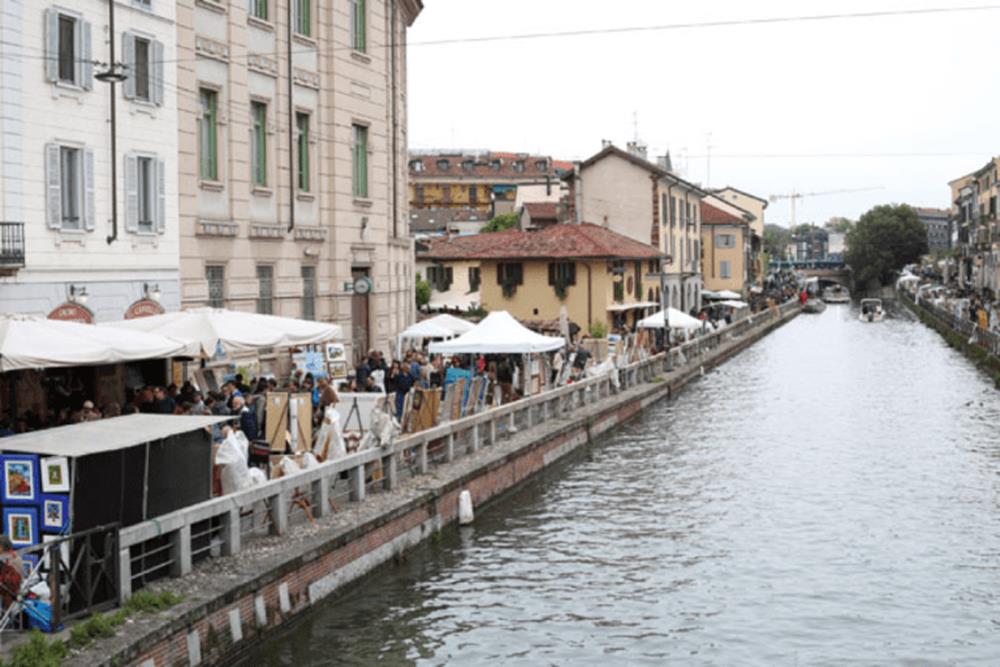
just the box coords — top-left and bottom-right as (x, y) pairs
(80, 21), (93, 90)
(124, 153), (138, 233)
(44, 9), (59, 83)
(122, 33), (136, 100)
(152, 40), (164, 106)
(45, 143), (62, 229)
(83, 147), (96, 232)
(156, 157), (166, 234)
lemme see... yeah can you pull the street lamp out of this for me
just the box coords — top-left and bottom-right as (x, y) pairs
(143, 282), (161, 302)
(96, 0), (126, 245)
(68, 284), (89, 306)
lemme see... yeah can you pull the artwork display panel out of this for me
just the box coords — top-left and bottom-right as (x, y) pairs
(1, 455), (40, 504)
(40, 456), (70, 493)
(41, 495), (69, 533)
(3, 507), (38, 546)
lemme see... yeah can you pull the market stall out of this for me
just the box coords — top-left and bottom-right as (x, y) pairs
(0, 315), (186, 372)
(637, 308), (705, 331)
(0, 414), (226, 543)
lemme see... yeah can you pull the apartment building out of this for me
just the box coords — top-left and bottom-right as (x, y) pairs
(0, 0), (181, 321)
(949, 157), (1000, 292)
(177, 0), (421, 363)
(564, 142), (708, 315)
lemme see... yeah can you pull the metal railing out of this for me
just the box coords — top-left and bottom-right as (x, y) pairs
(901, 289), (1000, 357)
(116, 300), (800, 603)
(0, 222), (24, 268)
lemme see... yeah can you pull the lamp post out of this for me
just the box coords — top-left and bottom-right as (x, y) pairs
(95, 0), (127, 245)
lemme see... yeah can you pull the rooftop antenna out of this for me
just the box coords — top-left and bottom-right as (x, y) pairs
(705, 131), (715, 188)
(632, 111), (639, 142)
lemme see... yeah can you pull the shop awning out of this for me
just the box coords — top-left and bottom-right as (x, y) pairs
(0, 315), (188, 372)
(637, 308), (704, 330)
(606, 301), (659, 312)
(428, 311), (564, 354)
(103, 308), (342, 358)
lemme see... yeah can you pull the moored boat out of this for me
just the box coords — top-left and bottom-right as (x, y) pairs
(803, 298), (827, 314)
(859, 298), (884, 322)
(822, 285), (850, 304)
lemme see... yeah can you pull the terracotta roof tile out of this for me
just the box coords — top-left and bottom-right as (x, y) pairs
(418, 223), (661, 261)
(523, 202), (560, 220)
(700, 200), (746, 226)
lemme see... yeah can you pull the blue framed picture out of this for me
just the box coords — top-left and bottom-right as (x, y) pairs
(40, 495), (69, 534)
(20, 553), (38, 578)
(3, 507), (38, 547)
(0, 455), (40, 505)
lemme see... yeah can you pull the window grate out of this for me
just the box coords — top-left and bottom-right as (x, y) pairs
(257, 265), (274, 314)
(206, 266), (225, 308)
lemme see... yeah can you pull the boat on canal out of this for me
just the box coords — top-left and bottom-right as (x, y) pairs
(822, 285), (850, 304)
(803, 298), (827, 314)
(859, 298), (884, 322)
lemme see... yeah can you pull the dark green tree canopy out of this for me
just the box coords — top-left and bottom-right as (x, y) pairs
(845, 204), (928, 288)
(481, 212), (520, 233)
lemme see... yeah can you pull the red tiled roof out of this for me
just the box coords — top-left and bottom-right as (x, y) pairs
(700, 200), (746, 226)
(523, 202), (559, 220)
(418, 223), (661, 261)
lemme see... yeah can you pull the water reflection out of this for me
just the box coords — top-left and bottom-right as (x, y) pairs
(251, 306), (1000, 666)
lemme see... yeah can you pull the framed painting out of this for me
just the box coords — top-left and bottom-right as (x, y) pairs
(325, 343), (346, 363)
(329, 361), (348, 379)
(40, 457), (70, 494)
(0, 455), (39, 504)
(20, 553), (38, 579)
(41, 495), (69, 534)
(3, 507), (38, 547)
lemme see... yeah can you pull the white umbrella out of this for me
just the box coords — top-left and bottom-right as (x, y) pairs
(705, 290), (742, 300)
(0, 315), (187, 372)
(638, 308), (704, 330)
(103, 308), (342, 358)
(428, 311), (564, 354)
(718, 300), (750, 309)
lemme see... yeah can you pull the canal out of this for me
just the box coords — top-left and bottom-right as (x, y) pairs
(250, 305), (1000, 665)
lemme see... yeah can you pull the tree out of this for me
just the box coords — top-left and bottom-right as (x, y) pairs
(845, 204), (928, 289)
(763, 224), (792, 259)
(415, 273), (431, 309)
(825, 216), (855, 234)
(481, 212), (520, 233)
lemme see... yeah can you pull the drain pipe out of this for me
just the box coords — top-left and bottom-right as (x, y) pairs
(390, 0), (399, 238)
(104, 0), (119, 245)
(286, 0), (295, 233)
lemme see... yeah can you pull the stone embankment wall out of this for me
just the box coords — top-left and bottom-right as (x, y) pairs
(68, 303), (800, 667)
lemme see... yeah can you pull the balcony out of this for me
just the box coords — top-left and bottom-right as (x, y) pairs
(0, 222), (25, 272)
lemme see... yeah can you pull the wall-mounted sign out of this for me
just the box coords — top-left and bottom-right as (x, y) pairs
(124, 298), (165, 320)
(47, 303), (93, 324)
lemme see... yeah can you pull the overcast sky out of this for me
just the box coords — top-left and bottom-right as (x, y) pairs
(407, 0), (1000, 227)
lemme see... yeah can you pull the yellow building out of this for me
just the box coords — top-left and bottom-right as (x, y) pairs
(949, 157), (1000, 291)
(409, 151), (572, 214)
(701, 200), (751, 294)
(421, 224), (661, 334)
(415, 237), (482, 312)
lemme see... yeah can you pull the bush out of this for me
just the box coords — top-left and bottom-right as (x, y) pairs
(124, 590), (182, 614)
(5, 631), (67, 667)
(589, 321), (608, 339)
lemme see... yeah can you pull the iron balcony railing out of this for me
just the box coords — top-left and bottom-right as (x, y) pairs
(0, 222), (25, 267)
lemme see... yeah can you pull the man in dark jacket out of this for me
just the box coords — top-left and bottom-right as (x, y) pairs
(232, 396), (259, 441)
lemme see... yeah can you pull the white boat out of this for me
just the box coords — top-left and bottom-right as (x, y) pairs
(822, 285), (850, 304)
(803, 298), (827, 314)
(859, 298), (884, 322)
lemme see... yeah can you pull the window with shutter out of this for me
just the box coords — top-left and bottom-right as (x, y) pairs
(124, 153), (139, 232)
(296, 112), (310, 192)
(58, 146), (81, 230)
(57, 15), (76, 84)
(151, 40), (164, 106)
(122, 33), (136, 99)
(133, 37), (150, 101)
(198, 89), (218, 180)
(350, 0), (367, 52)
(137, 156), (154, 232)
(45, 144), (62, 230)
(156, 157), (166, 234)
(82, 147), (95, 231)
(352, 124), (368, 197)
(251, 101), (267, 186)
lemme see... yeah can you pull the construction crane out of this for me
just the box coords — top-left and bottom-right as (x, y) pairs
(769, 186), (883, 227)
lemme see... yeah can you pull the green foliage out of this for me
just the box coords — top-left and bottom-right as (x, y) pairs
(124, 589), (183, 614)
(465, 305), (487, 318)
(845, 204), (928, 288)
(414, 272), (431, 309)
(4, 631), (67, 667)
(825, 216), (855, 234)
(480, 212), (519, 233)
(763, 224), (792, 259)
(589, 321), (608, 339)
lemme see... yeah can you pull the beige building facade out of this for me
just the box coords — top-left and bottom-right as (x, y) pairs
(566, 143), (707, 314)
(177, 0), (421, 363)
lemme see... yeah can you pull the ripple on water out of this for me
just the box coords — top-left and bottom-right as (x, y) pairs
(251, 309), (1000, 666)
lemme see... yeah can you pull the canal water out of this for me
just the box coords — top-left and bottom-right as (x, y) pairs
(251, 305), (1000, 666)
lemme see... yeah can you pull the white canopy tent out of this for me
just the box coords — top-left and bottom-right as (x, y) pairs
(704, 290), (742, 300)
(637, 308), (704, 331)
(103, 308), (342, 358)
(0, 315), (187, 372)
(428, 311), (564, 355)
(718, 300), (750, 309)
(396, 314), (475, 356)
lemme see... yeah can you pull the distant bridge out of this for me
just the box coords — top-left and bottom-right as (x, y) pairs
(769, 260), (851, 286)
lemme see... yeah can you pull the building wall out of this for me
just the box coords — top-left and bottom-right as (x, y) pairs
(0, 0), (181, 321)
(701, 224), (745, 293)
(658, 184), (702, 311)
(415, 258), (479, 296)
(716, 188), (766, 237)
(579, 155), (654, 246)
(177, 0), (419, 362)
(479, 259), (654, 333)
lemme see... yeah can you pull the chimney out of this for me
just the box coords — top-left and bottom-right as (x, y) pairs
(601, 139), (613, 149)
(657, 152), (673, 173)
(626, 141), (648, 161)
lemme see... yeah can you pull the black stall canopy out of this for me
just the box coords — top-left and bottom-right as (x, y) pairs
(0, 414), (229, 533)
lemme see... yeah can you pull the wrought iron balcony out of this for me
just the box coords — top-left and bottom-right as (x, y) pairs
(0, 222), (25, 269)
